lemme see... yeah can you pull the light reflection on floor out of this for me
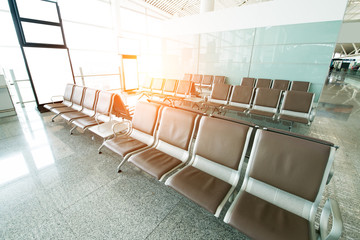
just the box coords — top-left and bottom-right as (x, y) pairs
(0, 103), (55, 187)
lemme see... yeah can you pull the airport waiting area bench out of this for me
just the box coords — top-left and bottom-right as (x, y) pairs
(98, 101), (343, 240)
(46, 84), (343, 240)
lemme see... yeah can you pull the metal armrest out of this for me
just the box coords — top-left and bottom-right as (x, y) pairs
(326, 167), (334, 185)
(309, 107), (317, 122)
(112, 120), (132, 136)
(319, 199), (343, 240)
(51, 95), (63, 103)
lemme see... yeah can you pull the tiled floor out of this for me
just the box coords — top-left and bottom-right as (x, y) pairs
(0, 77), (359, 239)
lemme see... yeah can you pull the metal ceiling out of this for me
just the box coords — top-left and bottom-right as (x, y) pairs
(142, 0), (360, 21)
(143, 0), (271, 17)
(344, 0), (360, 21)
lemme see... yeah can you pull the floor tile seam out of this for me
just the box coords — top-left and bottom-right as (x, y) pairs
(143, 198), (183, 240)
(59, 180), (113, 212)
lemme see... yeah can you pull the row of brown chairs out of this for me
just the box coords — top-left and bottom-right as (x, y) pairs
(99, 101), (342, 240)
(44, 84), (132, 134)
(139, 78), (195, 99)
(242, 77), (311, 92)
(202, 83), (315, 126)
(183, 74), (226, 91)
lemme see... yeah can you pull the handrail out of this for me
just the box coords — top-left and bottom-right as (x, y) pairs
(74, 73), (120, 78)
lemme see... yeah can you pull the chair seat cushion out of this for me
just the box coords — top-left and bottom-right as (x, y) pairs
(167, 166), (231, 214)
(44, 103), (66, 110)
(61, 112), (89, 122)
(104, 135), (147, 158)
(248, 109), (275, 117)
(129, 148), (182, 180)
(72, 117), (102, 129)
(51, 107), (77, 114)
(227, 191), (310, 240)
(279, 114), (309, 124)
(223, 105), (247, 113)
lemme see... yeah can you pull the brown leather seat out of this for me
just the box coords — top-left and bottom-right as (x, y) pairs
(227, 191), (310, 240)
(49, 85), (85, 121)
(183, 73), (192, 81)
(166, 116), (253, 216)
(102, 135), (147, 157)
(279, 90), (314, 125)
(201, 75), (213, 90)
(44, 83), (74, 110)
(202, 83), (232, 113)
(224, 129), (340, 240)
(100, 101), (161, 171)
(151, 79), (178, 99)
(213, 75), (225, 84)
(248, 88), (282, 118)
(165, 80), (193, 104)
(60, 88), (98, 122)
(241, 77), (256, 87)
(71, 90), (113, 131)
(272, 79), (290, 91)
(149, 78), (164, 95)
(290, 81), (310, 92)
(167, 165), (231, 213)
(222, 85), (254, 114)
(255, 78), (272, 88)
(128, 107), (198, 180)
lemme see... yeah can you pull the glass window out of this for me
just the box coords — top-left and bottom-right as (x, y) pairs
(118, 38), (140, 55)
(21, 22), (64, 45)
(63, 22), (115, 51)
(59, 0), (112, 28)
(16, 0), (59, 23)
(0, 12), (19, 46)
(24, 47), (73, 104)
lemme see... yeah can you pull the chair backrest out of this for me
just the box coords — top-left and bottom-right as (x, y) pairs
(291, 81), (311, 92)
(209, 83), (232, 104)
(151, 78), (164, 93)
(155, 107), (198, 162)
(194, 116), (252, 173)
(229, 85), (254, 108)
(157, 107), (197, 151)
(175, 80), (192, 96)
(183, 73), (192, 81)
(272, 79), (290, 91)
(71, 85), (85, 107)
(280, 91), (314, 118)
(131, 101), (160, 136)
(202, 75), (213, 86)
(162, 79), (178, 95)
(111, 93), (132, 120)
(252, 88), (282, 113)
(239, 129), (333, 237)
(255, 78), (272, 88)
(141, 78), (153, 90)
(241, 77), (256, 87)
(192, 74), (203, 84)
(214, 76), (226, 84)
(95, 91), (113, 116)
(81, 88), (98, 116)
(191, 116), (253, 215)
(63, 83), (74, 102)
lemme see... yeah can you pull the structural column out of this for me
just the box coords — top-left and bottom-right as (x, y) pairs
(200, 0), (214, 13)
